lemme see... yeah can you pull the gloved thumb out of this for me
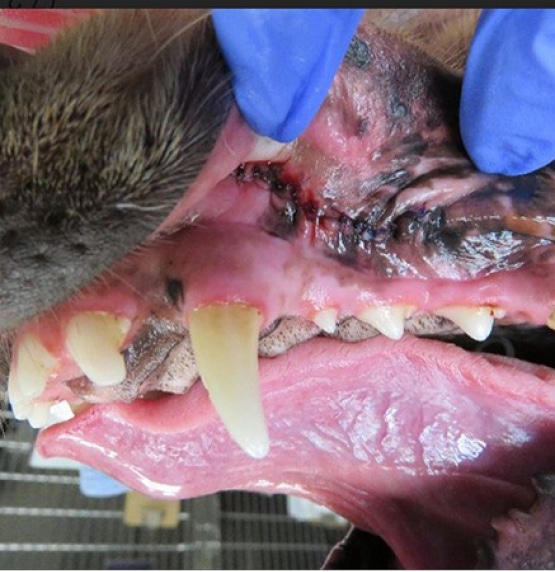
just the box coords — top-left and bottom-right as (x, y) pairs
(460, 9), (555, 176)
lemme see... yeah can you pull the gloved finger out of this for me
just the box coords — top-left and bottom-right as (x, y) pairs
(213, 9), (364, 142)
(460, 9), (555, 176)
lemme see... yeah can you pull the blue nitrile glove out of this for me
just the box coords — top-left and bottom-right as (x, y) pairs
(461, 9), (555, 176)
(212, 9), (364, 142)
(79, 465), (129, 498)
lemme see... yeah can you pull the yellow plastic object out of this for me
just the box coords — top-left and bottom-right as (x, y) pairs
(123, 491), (180, 529)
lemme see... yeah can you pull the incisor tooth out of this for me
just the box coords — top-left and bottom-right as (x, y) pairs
(66, 312), (131, 387)
(358, 305), (412, 340)
(27, 400), (76, 430)
(48, 400), (76, 424)
(14, 333), (57, 398)
(313, 309), (338, 334)
(8, 367), (32, 421)
(9, 394), (33, 422)
(188, 303), (269, 459)
(436, 305), (495, 341)
(28, 402), (52, 429)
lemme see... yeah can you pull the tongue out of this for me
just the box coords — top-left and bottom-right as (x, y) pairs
(37, 335), (555, 568)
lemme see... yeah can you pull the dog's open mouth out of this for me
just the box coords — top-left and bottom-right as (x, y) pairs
(3, 8), (555, 569)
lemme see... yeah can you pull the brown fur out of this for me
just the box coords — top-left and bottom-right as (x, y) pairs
(369, 9), (480, 73)
(0, 9), (232, 330)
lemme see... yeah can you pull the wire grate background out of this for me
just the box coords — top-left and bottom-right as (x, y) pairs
(0, 410), (347, 570)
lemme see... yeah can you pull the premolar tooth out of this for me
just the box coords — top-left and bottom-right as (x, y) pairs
(188, 304), (269, 459)
(13, 333), (57, 399)
(66, 312), (131, 387)
(358, 305), (412, 340)
(436, 306), (495, 341)
(313, 309), (338, 334)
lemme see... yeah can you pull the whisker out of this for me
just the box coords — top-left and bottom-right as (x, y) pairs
(147, 10), (210, 65)
(103, 267), (146, 301)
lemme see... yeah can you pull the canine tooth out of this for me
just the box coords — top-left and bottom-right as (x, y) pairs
(548, 309), (555, 331)
(313, 309), (338, 334)
(13, 333), (57, 399)
(358, 305), (411, 340)
(188, 304), (269, 459)
(66, 312), (131, 387)
(436, 306), (494, 341)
